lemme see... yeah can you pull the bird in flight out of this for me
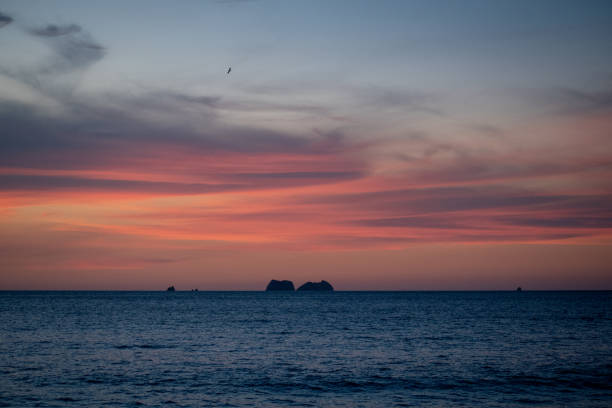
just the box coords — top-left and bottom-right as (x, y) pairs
(226, 66), (231, 74)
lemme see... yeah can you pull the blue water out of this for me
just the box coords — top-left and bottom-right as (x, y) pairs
(0, 291), (610, 407)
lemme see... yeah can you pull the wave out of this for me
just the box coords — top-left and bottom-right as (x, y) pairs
(113, 344), (176, 350)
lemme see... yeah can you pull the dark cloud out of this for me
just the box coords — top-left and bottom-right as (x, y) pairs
(356, 87), (444, 116)
(499, 215), (612, 229)
(552, 88), (612, 114)
(30, 24), (82, 37)
(0, 21), (105, 97)
(0, 94), (367, 193)
(28, 23), (105, 73)
(520, 86), (612, 115)
(228, 171), (362, 180)
(467, 123), (505, 138)
(310, 231), (587, 247)
(0, 101), (117, 164)
(0, 174), (244, 195)
(131, 90), (334, 128)
(217, 210), (316, 222)
(218, 170), (365, 188)
(68, 91), (349, 154)
(312, 235), (421, 248)
(0, 170), (363, 195)
(183, 94), (332, 118)
(398, 146), (612, 185)
(348, 216), (467, 229)
(0, 96), (360, 166)
(296, 186), (575, 214)
(446, 232), (587, 243)
(168, 93), (222, 107)
(289, 184), (612, 242)
(0, 12), (13, 28)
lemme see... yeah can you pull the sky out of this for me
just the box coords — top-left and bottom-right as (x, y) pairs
(1, 0), (611, 290)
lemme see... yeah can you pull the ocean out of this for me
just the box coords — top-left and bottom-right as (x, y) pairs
(0, 291), (610, 407)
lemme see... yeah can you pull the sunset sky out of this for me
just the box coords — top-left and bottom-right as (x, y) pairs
(1, 0), (611, 290)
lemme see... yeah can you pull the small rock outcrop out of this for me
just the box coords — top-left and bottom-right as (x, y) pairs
(266, 280), (295, 291)
(297, 280), (334, 291)
(167, 285), (175, 292)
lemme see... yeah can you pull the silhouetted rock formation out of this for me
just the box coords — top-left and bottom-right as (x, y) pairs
(297, 280), (334, 291)
(167, 285), (175, 292)
(266, 280), (295, 291)
(516, 287), (522, 292)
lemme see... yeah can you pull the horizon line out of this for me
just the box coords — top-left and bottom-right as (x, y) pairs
(1, 289), (611, 292)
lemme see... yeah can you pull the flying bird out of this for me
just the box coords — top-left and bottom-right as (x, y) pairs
(226, 66), (231, 74)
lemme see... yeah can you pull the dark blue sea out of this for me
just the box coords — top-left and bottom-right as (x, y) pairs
(1, 291), (610, 407)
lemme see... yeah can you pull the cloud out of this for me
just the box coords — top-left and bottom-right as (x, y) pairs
(467, 123), (505, 138)
(0, 88), (366, 161)
(283, 181), (612, 245)
(240, 81), (443, 122)
(0, 93), (367, 193)
(499, 215), (612, 229)
(27, 23), (105, 73)
(0, 12), (13, 28)
(228, 171), (361, 180)
(352, 86), (443, 116)
(0, 21), (106, 100)
(290, 184), (612, 236)
(218, 98), (332, 117)
(520, 86), (612, 116)
(555, 88), (612, 114)
(0, 174), (244, 195)
(30, 24), (82, 37)
(167, 93), (222, 108)
(305, 230), (588, 248)
(348, 216), (469, 229)
(1, 15), (610, 251)
(0, 169), (365, 195)
(220, 170), (365, 189)
(310, 235), (421, 248)
(379, 129), (612, 186)
(295, 186), (576, 215)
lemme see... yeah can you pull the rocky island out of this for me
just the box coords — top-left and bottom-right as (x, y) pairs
(297, 280), (334, 291)
(265, 280), (295, 291)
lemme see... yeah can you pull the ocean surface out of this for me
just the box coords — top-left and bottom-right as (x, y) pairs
(0, 291), (610, 407)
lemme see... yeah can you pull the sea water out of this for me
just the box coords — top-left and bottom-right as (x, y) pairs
(0, 291), (610, 407)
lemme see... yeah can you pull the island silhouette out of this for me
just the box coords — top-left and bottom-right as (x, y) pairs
(265, 280), (334, 291)
(265, 280), (295, 291)
(297, 280), (334, 291)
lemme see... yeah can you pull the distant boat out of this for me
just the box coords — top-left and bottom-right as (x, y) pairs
(167, 285), (175, 292)
(516, 287), (522, 292)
